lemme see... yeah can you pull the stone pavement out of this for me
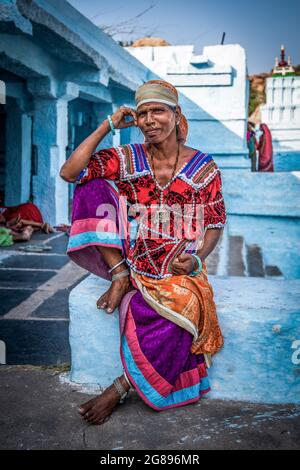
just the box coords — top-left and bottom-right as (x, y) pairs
(0, 365), (299, 450)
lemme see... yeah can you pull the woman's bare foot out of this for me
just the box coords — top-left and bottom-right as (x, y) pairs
(12, 225), (34, 242)
(97, 276), (132, 314)
(78, 376), (129, 425)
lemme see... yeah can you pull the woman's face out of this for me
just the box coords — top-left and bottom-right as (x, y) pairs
(136, 102), (180, 143)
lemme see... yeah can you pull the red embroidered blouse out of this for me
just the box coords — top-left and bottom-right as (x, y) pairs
(76, 143), (226, 279)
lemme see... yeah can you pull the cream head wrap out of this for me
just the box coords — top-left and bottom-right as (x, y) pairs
(135, 80), (188, 143)
(135, 82), (178, 108)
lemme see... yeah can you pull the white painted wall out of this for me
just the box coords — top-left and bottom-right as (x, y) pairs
(126, 43), (249, 169)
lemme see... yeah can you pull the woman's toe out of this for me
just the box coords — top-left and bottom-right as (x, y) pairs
(78, 405), (89, 416)
(93, 414), (106, 425)
(78, 399), (95, 415)
(87, 412), (97, 423)
(102, 415), (111, 424)
(90, 414), (102, 425)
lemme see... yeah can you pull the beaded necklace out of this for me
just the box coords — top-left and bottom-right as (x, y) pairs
(149, 142), (180, 224)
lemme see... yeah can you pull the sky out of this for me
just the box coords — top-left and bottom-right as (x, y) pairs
(68, 0), (299, 75)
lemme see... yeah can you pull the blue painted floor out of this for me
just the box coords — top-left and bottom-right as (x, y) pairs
(0, 232), (87, 365)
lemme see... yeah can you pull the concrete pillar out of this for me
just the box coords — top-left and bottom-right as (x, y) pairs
(29, 80), (79, 225)
(111, 102), (121, 148)
(109, 87), (139, 145)
(92, 102), (114, 149)
(20, 113), (32, 203)
(5, 99), (31, 206)
(31, 97), (69, 225)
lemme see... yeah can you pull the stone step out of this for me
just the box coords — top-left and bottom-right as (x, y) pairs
(228, 235), (246, 276)
(265, 265), (283, 277)
(205, 231), (223, 275)
(246, 244), (265, 277)
(227, 237), (282, 279)
(205, 248), (219, 275)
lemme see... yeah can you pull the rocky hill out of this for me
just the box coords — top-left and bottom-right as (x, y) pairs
(248, 72), (270, 117)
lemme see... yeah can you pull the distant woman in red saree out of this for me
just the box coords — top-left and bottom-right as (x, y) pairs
(0, 202), (54, 241)
(257, 123), (274, 172)
(60, 80), (227, 425)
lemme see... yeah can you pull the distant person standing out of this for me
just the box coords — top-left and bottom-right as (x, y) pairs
(257, 123), (274, 172)
(247, 121), (257, 171)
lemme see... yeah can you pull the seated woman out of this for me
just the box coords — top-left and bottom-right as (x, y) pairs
(60, 80), (227, 425)
(0, 202), (54, 242)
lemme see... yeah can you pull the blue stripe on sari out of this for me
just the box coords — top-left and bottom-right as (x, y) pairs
(68, 231), (122, 250)
(121, 335), (209, 409)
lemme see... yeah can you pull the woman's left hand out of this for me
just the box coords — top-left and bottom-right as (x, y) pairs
(170, 253), (198, 276)
(42, 222), (55, 234)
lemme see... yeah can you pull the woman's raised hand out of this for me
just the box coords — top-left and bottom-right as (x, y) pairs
(111, 106), (137, 129)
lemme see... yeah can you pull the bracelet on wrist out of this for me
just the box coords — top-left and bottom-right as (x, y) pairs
(190, 253), (203, 277)
(107, 114), (116, 135)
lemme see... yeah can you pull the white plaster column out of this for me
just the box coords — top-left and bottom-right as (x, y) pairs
(274, 80), (282, 107)
(266, 81), (273, 107)
(284, 78), (293, 106)
(261, 75), (300, 151)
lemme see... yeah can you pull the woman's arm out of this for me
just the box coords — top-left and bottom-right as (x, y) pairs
(196, 228), (223, 263)
(60, 107), (137, 183)
(170, 228), (223, 275)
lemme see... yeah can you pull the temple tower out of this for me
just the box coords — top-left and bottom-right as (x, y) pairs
(261, 46), (300, 151)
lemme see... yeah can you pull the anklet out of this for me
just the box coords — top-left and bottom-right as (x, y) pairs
(108, 259), (126, 274)
(113, 377), (128, 403)
(112, 269), (130, 282)
(123, 370), (133, 389)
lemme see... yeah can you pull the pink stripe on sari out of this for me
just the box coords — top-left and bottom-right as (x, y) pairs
(124, 306), (173, 397)
(123, 305), (209, 398)
(173, 367), (207, 393)
(120, 348), (203, 411)
(70, 218), (118, 236)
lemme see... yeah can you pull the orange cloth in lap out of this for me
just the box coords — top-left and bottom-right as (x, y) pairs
(134, 261), (224, 356)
